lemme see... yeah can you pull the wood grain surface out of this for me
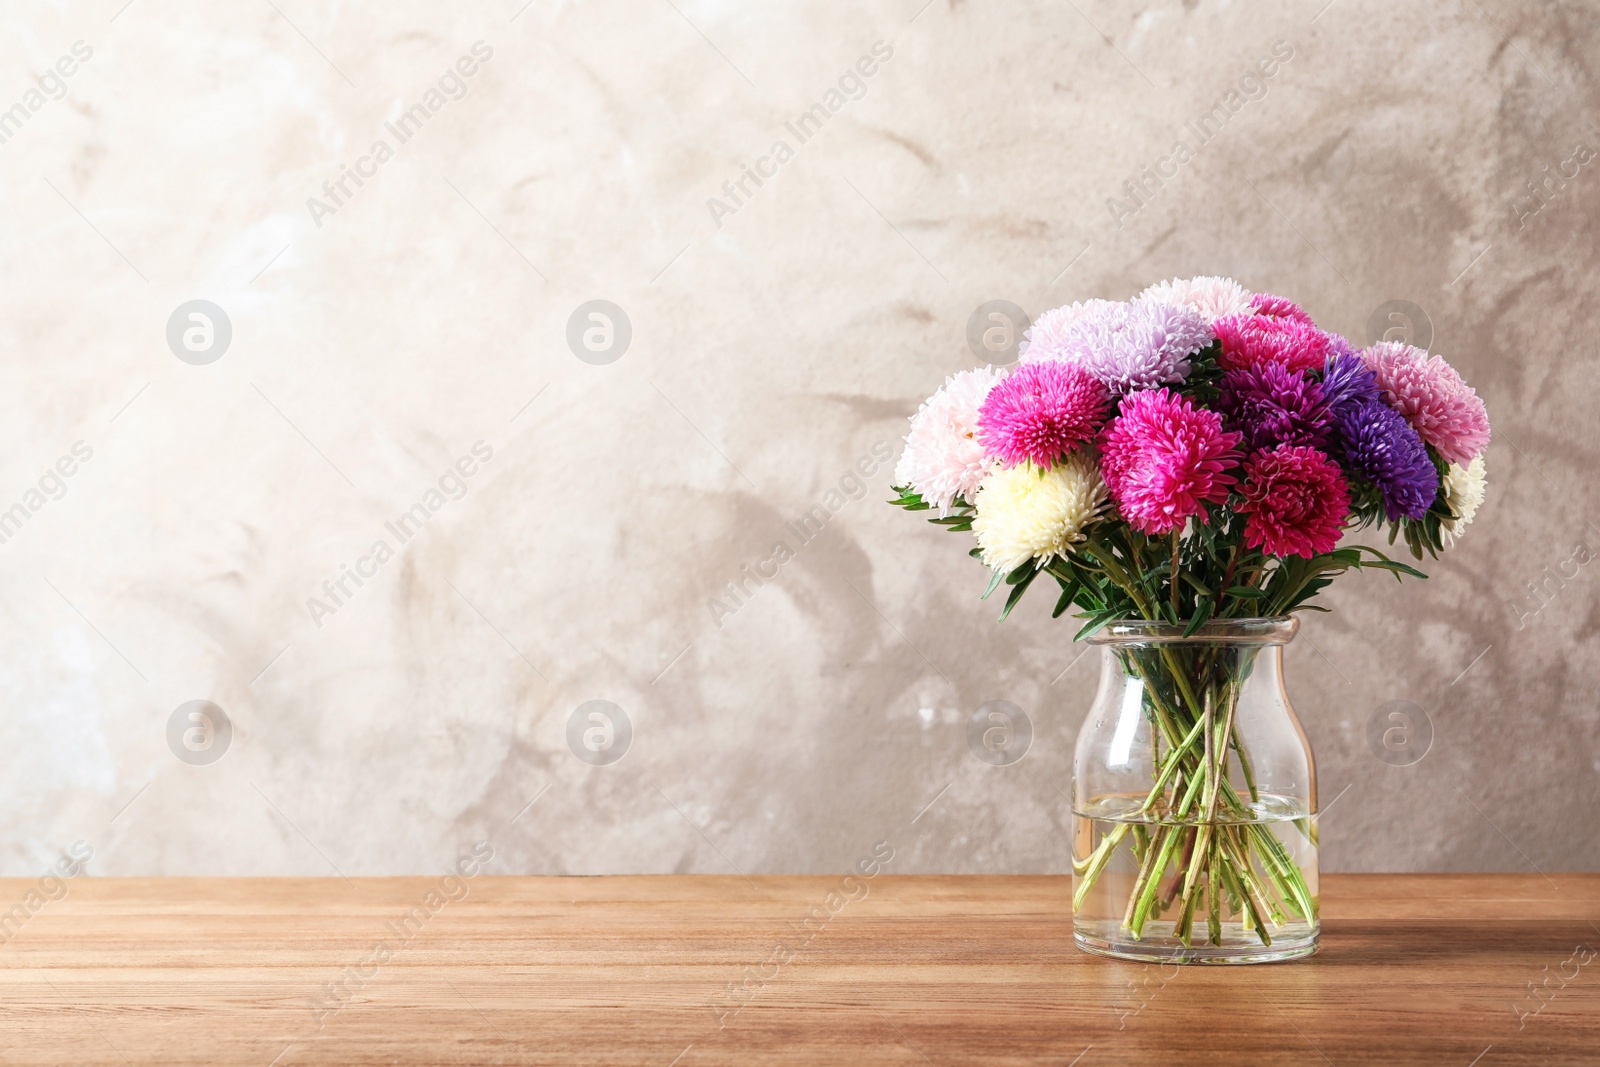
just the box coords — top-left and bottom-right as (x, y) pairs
(0, 874), (1595, 1065)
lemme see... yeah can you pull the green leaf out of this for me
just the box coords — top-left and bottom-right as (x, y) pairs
(1225, 586), (1267, 599)
(998, 566), (1038, 622)
(1051, 576), (1080, 619)
(1074, 606), (1125, 642)
(981, 566), (1006, 601)
(1182, 595), (1215, 637)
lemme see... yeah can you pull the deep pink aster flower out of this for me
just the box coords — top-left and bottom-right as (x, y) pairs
(1213, 313), (1332, 375)
(1100, 389), (1243, 535)
(1236, 445), (1351, 558)
(1359, 342), (1490, 464)
(1249, 293), (1316, 325)
(977, 361), (1109, 467)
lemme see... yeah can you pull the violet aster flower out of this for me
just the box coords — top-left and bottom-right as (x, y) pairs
(1218, 362), (1334, 454)
(976, 360), (1109, 468)
(1321, 352), (1382, 416)
(1336, 400), (1439, 521)
(1026, 299), (1211, 395)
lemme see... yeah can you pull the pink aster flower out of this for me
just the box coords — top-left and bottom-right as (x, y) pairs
(1359, 342), (1490, 464)
(1248, 293), (1316, 325)
(1100, 389), (1243, 535)
(1236, 445), (1351, 558)
(977, 360), (1109, 468)
(1213, 312), (1331, 375)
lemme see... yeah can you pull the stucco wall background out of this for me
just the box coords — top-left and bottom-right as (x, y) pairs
(1, 0), (1595, 878)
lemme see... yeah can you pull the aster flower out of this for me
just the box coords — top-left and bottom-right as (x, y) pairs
(977, 360), (1109, 468)
(894, 367), (1003, 515)
(1336, 400), (1439, 521)
(1137, 276), (1254, 323)
(1248, 293), (1316, 325)
(1213, 312), (1331, 375)
(1236, 445), (1351, 558)
(1100, 389), (1243, 535)
(1025, 299), (1211, 395)
(1320, 351), (1382, 417)
(1325, 332), (1356, 359)
(1360, 342), (1491, 464)
(1017, 301), (1098, 362)
(1440, 455), (1487, 546)
(1218, 362), (1334, 454)
(972, 452), (1108, 573)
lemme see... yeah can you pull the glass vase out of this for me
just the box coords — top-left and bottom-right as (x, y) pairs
(1071, 617), (1319, 964)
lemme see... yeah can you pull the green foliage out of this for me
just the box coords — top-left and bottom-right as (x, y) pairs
(892, 431), (1439, 635)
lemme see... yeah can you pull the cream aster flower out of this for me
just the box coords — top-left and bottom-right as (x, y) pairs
(1138, 276), (1254, 323)
(1440, 455), (1487, 546)
(895, 366), (1004, 515)
(972, 452), (1108, 573)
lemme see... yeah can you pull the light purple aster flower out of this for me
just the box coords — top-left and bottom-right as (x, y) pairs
(1325, 332), (1357, 359)
(1023, 299), (1211, 395)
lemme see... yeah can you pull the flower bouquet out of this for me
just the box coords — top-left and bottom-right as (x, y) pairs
(890, 277), (1489, 962)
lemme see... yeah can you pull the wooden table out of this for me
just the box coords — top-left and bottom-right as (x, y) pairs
(0, 874), (1595, 1065)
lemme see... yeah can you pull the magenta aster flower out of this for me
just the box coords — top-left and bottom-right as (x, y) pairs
(977, 360), (1109, 468)
(1218, 362), (1333, 454)
(1237, 445), (1351, 558)
(1213, 312), (1332, 375)
(1359, 342), (1491, 464)
(1025, 299), (1211, 394)
(1100, 389), (1243, 535)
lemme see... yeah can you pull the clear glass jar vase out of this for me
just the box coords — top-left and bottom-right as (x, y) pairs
(1071, 617), (1318, 964)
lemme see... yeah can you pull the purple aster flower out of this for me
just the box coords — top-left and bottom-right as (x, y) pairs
(1024, 299), (1211, 395)
(1321, 352), (1382, 416)
(1335, 400), (1438, 521)
(1218, 362), (1333, 454)
(1325, 332), (1356, 359)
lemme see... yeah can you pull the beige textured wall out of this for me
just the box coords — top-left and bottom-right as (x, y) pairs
(1, 0), (1594, 878)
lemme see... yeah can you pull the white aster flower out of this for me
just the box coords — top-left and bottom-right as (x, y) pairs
(1137, 276), (1254, 323)
(972, 452), (1108, 573)
(895, 366), (1004, 515)
(1440, 454), (1487, 546)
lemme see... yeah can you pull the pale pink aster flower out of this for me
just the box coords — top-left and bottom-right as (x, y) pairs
(1137, 276), (1254, 323)
(1016, 301), (1100, 362)
(894, 367), (1005, 515)
(1359, 342), (1491, 465)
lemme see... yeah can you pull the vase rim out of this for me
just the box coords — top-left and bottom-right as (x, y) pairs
(1088, 616), (1299, 646)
